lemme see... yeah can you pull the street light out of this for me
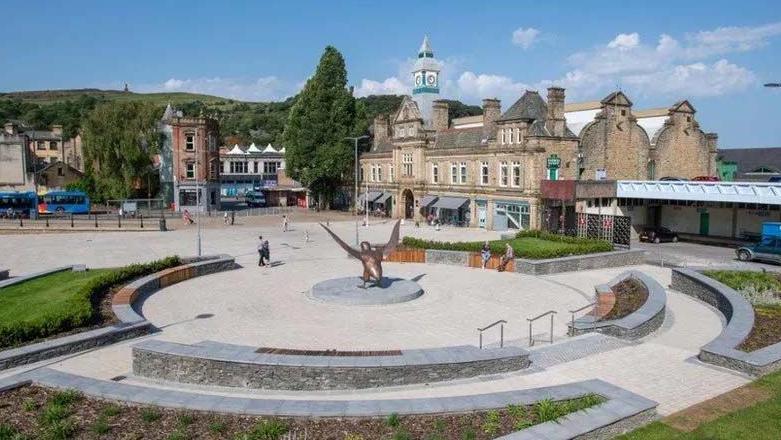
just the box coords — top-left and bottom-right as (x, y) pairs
(195, 131), (202, 256)
(345, 135), (368, 246)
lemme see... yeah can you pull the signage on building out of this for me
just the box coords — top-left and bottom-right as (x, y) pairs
(595, 169), (607, 180)
(546, 155), (561, 169)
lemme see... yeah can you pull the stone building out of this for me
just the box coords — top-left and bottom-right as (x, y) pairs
(159, 105), (220, 212)
(358, 37), (720, 231)
(36, 161), (84, 193)
(2, 122), (84, 172)
(218, 143), (285, 196)
(0, 131), (34, 192)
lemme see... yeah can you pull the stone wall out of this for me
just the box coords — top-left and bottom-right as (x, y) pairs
(653, 107), (715, 179)
(425, 249), (469, 266)
(514, 249), (646, 275)
(132, 340), (530, 391)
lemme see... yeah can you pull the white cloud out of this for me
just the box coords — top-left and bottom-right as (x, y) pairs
(137, 76), (300, 102)
(455, 72), (530, 102)
(353, 77), (408, 97)
(607, 33), (639, 50)
(687, 22), (781, 56)
(512, 27), (541, 49)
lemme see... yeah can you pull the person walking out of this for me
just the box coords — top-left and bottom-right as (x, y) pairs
(305, 230), (310, 243)
(480, 241), (492, 269)
(497, 243), (514, 272)
(282, 215), (289, 232)
(262, 239), (270, 266)
(257, 235), (265, 266)
(223, 211), (229, 225)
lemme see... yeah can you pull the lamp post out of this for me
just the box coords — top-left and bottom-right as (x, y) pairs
(345, 135), (368, 246)
(195, 130), (202, 256)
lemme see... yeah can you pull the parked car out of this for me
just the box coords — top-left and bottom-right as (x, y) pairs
(769, 176), (781, 183)
(244, 191), (266, 207)
(659, 176), (686, 182)
(639, 226), (679, 243)
(736, 236), (781, 263)
(692, 176), (720, 182)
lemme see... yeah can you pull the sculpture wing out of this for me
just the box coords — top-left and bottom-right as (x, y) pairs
(320, 223), (362, 260)
(381, 220), (402, 258)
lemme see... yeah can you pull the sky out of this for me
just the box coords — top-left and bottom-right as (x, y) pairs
(1, 0), (780, 148)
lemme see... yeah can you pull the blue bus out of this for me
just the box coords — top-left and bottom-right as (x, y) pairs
(0, 192), (38, 218)
(40, 191), (91, 214)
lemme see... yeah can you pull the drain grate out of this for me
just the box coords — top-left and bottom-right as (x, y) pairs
(255, 347), (402, 357)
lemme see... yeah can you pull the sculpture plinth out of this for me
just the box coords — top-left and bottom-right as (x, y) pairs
(310, 277), (424, 305)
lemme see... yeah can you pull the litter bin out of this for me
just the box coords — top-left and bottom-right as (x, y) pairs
(159, 217), (167, 232)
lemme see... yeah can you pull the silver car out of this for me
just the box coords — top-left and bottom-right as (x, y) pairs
(736, 236), (781, 264)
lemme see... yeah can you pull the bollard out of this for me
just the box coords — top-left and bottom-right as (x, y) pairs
(159, 217), (167, 232)
(19, 216), (23, 227)
(95, 214), (98, 228)
(140, 214), (144, 228)
(45, 217), (49, 228)
(70, 214), (74, 228)
(118, 214), (121, 228)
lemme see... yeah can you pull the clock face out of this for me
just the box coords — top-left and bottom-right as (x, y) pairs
(426, 74), (436, 85)
(415, 74), (422, 86)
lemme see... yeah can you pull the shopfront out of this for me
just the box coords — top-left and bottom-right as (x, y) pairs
(493, 200), (530, 230)
(430, 196), (470, 226)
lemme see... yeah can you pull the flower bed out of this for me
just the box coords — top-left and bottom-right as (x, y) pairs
(402, 230), (613, 260)
(0, 256), (180, 349)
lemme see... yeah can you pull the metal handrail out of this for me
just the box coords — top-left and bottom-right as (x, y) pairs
(569, 302), (597, 336)
(527, 310), (557, 346)
(477, 319), (507, 349)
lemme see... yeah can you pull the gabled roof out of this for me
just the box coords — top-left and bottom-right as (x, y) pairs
(246, 143), (262, 153)
(600, 91), (633, 107)
(262, 143), (277, 153)
(497, 91), (547, 122)
(38, 160), (83, 176)
(394, 96), (424, 123)
(670, 100), (696, 113)
(227, 144), (245, 155)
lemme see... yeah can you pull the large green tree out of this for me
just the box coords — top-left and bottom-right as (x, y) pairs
(282, 46), (356, 206)
(81, 101), (161, 202)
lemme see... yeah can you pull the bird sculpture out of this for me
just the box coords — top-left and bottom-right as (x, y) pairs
(320, 220), (401, 288)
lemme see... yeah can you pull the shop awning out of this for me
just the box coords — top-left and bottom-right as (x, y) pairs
(432, 196), (469, 210)
(420, 195), (438, 207)
(358, 191), (383, 204)
(375, 192), (392, 204)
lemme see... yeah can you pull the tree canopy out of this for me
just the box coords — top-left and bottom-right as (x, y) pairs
(81, 101), (162, 202)
(282, 46), (356, 205)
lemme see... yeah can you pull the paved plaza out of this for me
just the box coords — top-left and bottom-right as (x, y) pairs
(0, 219), (754, 416)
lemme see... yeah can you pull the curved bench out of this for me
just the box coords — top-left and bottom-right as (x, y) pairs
(0, 255), (236, 371)
(131, 339), (530, 390)
(671, 268), (781, 376)
(569, 270), (666, 340)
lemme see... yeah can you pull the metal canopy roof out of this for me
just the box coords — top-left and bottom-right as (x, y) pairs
(432, 196), (469, 210)
(420, 195), (438, 207)
(617, 181), (781, 205)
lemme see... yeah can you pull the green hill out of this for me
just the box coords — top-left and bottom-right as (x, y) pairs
(0, 89), (240, 106)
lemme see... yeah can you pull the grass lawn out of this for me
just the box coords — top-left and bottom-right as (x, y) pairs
(619, 369), (781, 439)
(0, 269), (115, 344)
(402, 231), (613, 259)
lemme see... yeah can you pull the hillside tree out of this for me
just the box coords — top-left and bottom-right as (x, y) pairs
(282, 46), (356, 206)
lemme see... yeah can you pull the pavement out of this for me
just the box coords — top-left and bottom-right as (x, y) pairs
(635, 239), (781, 271)
(0, 219), (757, 416)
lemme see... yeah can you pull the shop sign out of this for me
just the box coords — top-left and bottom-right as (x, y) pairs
(546, 154), (561, 169)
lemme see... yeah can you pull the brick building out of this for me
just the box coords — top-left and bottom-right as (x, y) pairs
(359, 37), (720, 231)
(159, 105), (220, 212)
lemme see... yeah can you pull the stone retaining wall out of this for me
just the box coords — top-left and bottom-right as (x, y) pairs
(132, 339), (530, 390)
(388, 248), (645, 275)
(569, 271), (666, 340)
(0, 255), (236, 371)
(672, 268), (781, 376)
(0, 265), (76, 289)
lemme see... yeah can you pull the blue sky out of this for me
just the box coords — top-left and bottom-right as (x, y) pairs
(1, 0), (780, 148)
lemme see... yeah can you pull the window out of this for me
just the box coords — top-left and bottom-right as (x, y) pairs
(460, 162), (467, 184)
(186, 162), (195, 179)
(500, 161), (508, 187)
(264, 161), (279, 174)
(389, 165), (394, 182)
(512, 161), (521, 187)
(451, 163), (458, 184)
(621, 109), (626, 116)
(508, 129), (514, 144)
(402, 153), (413, 176)
(500, 129), (506, 145)
(37, 141), (45, 150)
(432, 164), (439, 183)
(371, 165), (377, 182)
(480, 162), (489, 185)
(360, 167), (364, 182)
(229, 161), (248, 174)
(377, 165), (383, 182)
(49, 141), (57, 150)
(514, 128), (520, 144)
(185, 133), (195, 151)
(254, 161), (259, 173)
(57, 167), (64, 177)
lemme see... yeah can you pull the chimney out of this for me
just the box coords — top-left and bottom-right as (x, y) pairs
(373, 114), (389, 144)
(51, 124), (63, 137)
(4, 122), (17, 135)
(705, 133), (718, 152)
(482, 98), (501, 138)
(432, 100), (449, 132)
(546, 87), (566, 137)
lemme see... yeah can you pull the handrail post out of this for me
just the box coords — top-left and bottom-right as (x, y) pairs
(479, 331), (483, 349)
(550, 313), (555, 344)
(500, 322), (504, 348)
(528, 320), (533, 346)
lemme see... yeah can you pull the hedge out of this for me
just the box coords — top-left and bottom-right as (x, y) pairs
(401, 230), (613, 260)
(0, 256), (181, 348)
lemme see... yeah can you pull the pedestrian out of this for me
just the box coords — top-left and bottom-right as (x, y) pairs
(230, 210), (235, 225)
(262, 239), (270, 266)
(223, 211), (229, 225)
(305, 230), (310, 243)
(481, 241), (491, 269)
(497, 243), (515, 272)
(257, 235), (265, 266)
(282, 215), (289, 232)
(183, 209), (194, 225)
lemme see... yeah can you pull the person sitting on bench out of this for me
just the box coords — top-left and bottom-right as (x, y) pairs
(497, 243), (514, 272)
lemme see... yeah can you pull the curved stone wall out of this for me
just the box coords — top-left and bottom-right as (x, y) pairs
(569, 270), (666, 340)
(131, 339), (530, 390)
(672, 268), (781, 376)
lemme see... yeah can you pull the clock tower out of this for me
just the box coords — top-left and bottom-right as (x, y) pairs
(411, 35), (440, 123)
